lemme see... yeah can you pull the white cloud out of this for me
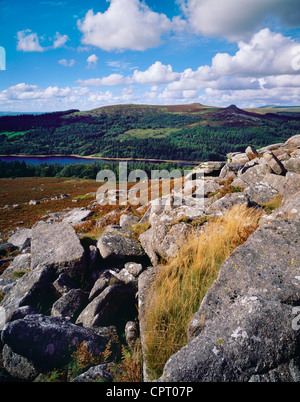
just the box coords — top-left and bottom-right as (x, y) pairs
(132, 61), (181, 84)
(77, 74), (131, 86)
(16, 30), (44, 52)
(58, 58), (76, 67)
(212, 29), (300, 77)
(77, 0), (172, 51)
(87, 54), (98, 68)
(180, 0), (300, 41)
(53, 32), (69, 48)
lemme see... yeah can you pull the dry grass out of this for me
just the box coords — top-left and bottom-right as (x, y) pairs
(144, 204), (263, 380)
(0, 177), (100, 239)
(260, 194), (283, 214)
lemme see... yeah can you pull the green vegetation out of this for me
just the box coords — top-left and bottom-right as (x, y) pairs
(0, 104), (299, 162)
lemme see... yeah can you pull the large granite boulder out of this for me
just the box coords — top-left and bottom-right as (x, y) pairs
(157, 218), (300, 382)
(97, 232), (147, 264)
(30, 221), (86, 278)
(1, 314), (110, 379)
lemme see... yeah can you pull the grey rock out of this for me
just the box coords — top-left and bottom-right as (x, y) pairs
(206, 193), (256, 216)
(245, 145), (258, 159)
(29, 200), (40, 205)
(285, 134), (300, 147)
(189, 218), (300, 339)
(125, 321), (139, 349)
(2, 344), (39, 381)
(72, 363), (113, 382)
(139, 222), (193, 266)
(0, 277), (17, 297)
(156, 218), (300, 382)
(119, 213), (139, 230)
(89, 270), (120, 302)
(76, 284), (136, 328)
(51, 289), (89, 322)
(97, 232), (146, 263)
(263, 151), (287, 175)
(31, 221), (86, 278)
(257, 143), (284, 154)
(1, 314), (110, 374)
(53, 273), (77, 296)
(138, 266), (162, 382)
(8, 228), (32, 251)
(283, 158), (300, 174)
(260, 173), (300, 201)
(232, 164), (271, 188)
(62, 208), (93, 226)
(231, 153), (249, 164)
(219, 162), (244, 179)
(0, 265), (55, 323)
(159, 297), (297, 382)
(243, 182), (279, 204)
(124, 262), (143, 277)
(1, 253), (31, 278)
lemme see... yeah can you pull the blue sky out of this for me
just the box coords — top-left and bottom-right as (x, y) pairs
(0, 0), (299, 112)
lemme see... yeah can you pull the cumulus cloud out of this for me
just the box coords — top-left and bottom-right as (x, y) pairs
(132, 61), (181, 84)
(77, 74), (131, 86)
(16, 30), (44, 52)
(180, 0), (300, 41)
(212, 29), (300, 77)
(58, 58), (76, 67)
(53, 32), (69, 48)
(77, 0), (173, 51)
(87, 54), (98, 68)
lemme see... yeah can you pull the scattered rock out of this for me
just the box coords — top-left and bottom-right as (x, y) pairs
(51, 289), (89, 322)
(8, 228), (32, 251)
(1, 314), (110, 376)
(97, 232), (146, 264)
(1, 253), (31, 278)
(62, 208), (93, 226)
(72, 363), (113, 382)
(30, 221), (86, 278)
(263, 151), (287, 175)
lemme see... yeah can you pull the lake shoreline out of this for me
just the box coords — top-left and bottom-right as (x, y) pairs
(0, 154), (201, 165)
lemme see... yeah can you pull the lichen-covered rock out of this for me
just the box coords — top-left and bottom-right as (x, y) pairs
(51, 289), (89, 322)
(72, 363), (113, 382)
(1, 314), (110, 376)
(263, 150), (287, 175)
(31, 221), (86, 278)
(158, 297), (299, 382)
(97, 232), (146, 264)
(76, 284), (136, 328)
(156, 218), (300, 382)
(0, 265), (56, 323)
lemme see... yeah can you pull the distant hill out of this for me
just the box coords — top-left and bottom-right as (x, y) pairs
(0, 103), (299, 162)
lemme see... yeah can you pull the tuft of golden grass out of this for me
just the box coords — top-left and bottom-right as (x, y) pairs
(144, 204), (263, 380)
(260, 194), (283, 214)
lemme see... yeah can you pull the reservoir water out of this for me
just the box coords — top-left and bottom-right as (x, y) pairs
(0, 155), (199, 167)
(0, 155), (105, 165)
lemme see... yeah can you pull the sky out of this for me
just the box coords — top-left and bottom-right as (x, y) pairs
(0, 0), (300, 112)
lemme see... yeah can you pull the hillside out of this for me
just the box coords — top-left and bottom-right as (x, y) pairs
(0, 103), (299, 162)
(0, 134), (299, 383)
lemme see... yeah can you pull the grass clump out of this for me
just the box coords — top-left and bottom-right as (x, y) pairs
(261, 194), (283, 214)
(144, 204), (262, 380)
